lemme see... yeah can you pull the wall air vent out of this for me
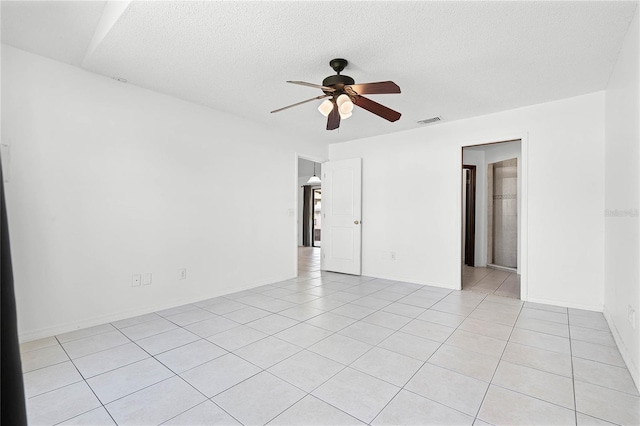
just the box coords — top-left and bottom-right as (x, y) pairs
(417, 116), (441, 125)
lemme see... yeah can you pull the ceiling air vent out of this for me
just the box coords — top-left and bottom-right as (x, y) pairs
(417, 116), (441, 125)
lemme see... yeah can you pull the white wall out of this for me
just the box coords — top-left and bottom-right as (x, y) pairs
(604, 7), (639, 390)
(463, 141), (521, 269)
(1, 46), (327, 341)
(330, 92), (605, 310)
(298, 158), (317, 178)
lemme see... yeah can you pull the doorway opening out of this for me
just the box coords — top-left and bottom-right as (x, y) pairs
(297, 157), (363, 277)
(487, 158), (517, 271)
(462, 165), (476, 267)
(297, 156), (323, 277)
(312, 188), (322, 247)
(461, 140), (522, 299)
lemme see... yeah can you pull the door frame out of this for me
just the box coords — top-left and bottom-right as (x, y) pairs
(312, 188), (322, 248)
(459, 134), (528, 301)
(462, 165), (476, 267)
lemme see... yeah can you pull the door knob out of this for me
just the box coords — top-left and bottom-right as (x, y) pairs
(354, 220), (360, 225)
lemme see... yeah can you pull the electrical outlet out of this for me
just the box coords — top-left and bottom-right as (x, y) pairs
(179, 268), (187, 280)
(132, 274), (141, 287)
(143, 273), (152, 286)
(391, 252), (396, 261)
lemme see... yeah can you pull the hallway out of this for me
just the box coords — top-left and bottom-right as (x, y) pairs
(297, 246), (321, 277)
(462, 266), (520, 299)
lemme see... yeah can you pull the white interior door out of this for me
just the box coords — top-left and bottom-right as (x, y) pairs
(321, 158), (362, 275)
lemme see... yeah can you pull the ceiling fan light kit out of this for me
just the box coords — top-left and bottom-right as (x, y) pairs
(318, 99), (334, 117)
(272, 58), (401, 131)
(337, 94), (354, 115)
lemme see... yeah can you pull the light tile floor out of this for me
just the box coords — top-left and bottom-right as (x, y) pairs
(463, 265), (521, 299)
(20, 247), (638, 425)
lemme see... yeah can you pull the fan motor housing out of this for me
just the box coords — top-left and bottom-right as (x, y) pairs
(322, 74), (355, 90)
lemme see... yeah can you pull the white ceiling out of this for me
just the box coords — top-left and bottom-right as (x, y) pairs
(2, 1), (637, 145)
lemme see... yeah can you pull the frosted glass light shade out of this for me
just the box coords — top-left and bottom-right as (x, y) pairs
(339, 111), (352, 120)
(318, 99), (334, 117)
(336, 94), (354, 114)
(307, 175), (321, 185)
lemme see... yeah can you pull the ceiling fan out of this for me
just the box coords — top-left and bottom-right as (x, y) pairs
(271, 58), (401, 131)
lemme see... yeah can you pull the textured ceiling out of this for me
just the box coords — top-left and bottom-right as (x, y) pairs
(2, 1), (638, 145)
(1, 1), (106, 67)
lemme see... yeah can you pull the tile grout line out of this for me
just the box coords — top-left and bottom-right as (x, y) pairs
(164, 270), (356, 425)
(53, 335), (120, 426)
(118, 321), (249, 425)
(76, 326), (213, 423)
(201, 267), (368, 424)
(490, 310), (592, 412)
(284, 281), (456, 425)
(370, 290), (491, 424)
(566, 315), (636, 424)
(482, 307), (612, 420)
(568, 312), (579, 426)
(159, 399), (241, 426)
(471, 300), (525, 423)
(218, 275), (487, 425)
(491, 311), (636, 398)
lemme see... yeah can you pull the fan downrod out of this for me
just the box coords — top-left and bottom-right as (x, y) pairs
(323, 58), (354, 89)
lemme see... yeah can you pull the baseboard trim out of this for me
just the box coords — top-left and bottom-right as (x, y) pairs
(487, 264), (517, 273)
(526, 296), (602, 312)
(359, 272), (458, 291)
(603, 306), (640, 393)
(18, 273), (295, 343)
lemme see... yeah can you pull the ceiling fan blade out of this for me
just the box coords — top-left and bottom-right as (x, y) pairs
(346, 81), (401, 95)
(327, 104), (341, 130)
(271, 94), (330, 114)
(354, 96), (401, 122)
(287, 81), (336, 92)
